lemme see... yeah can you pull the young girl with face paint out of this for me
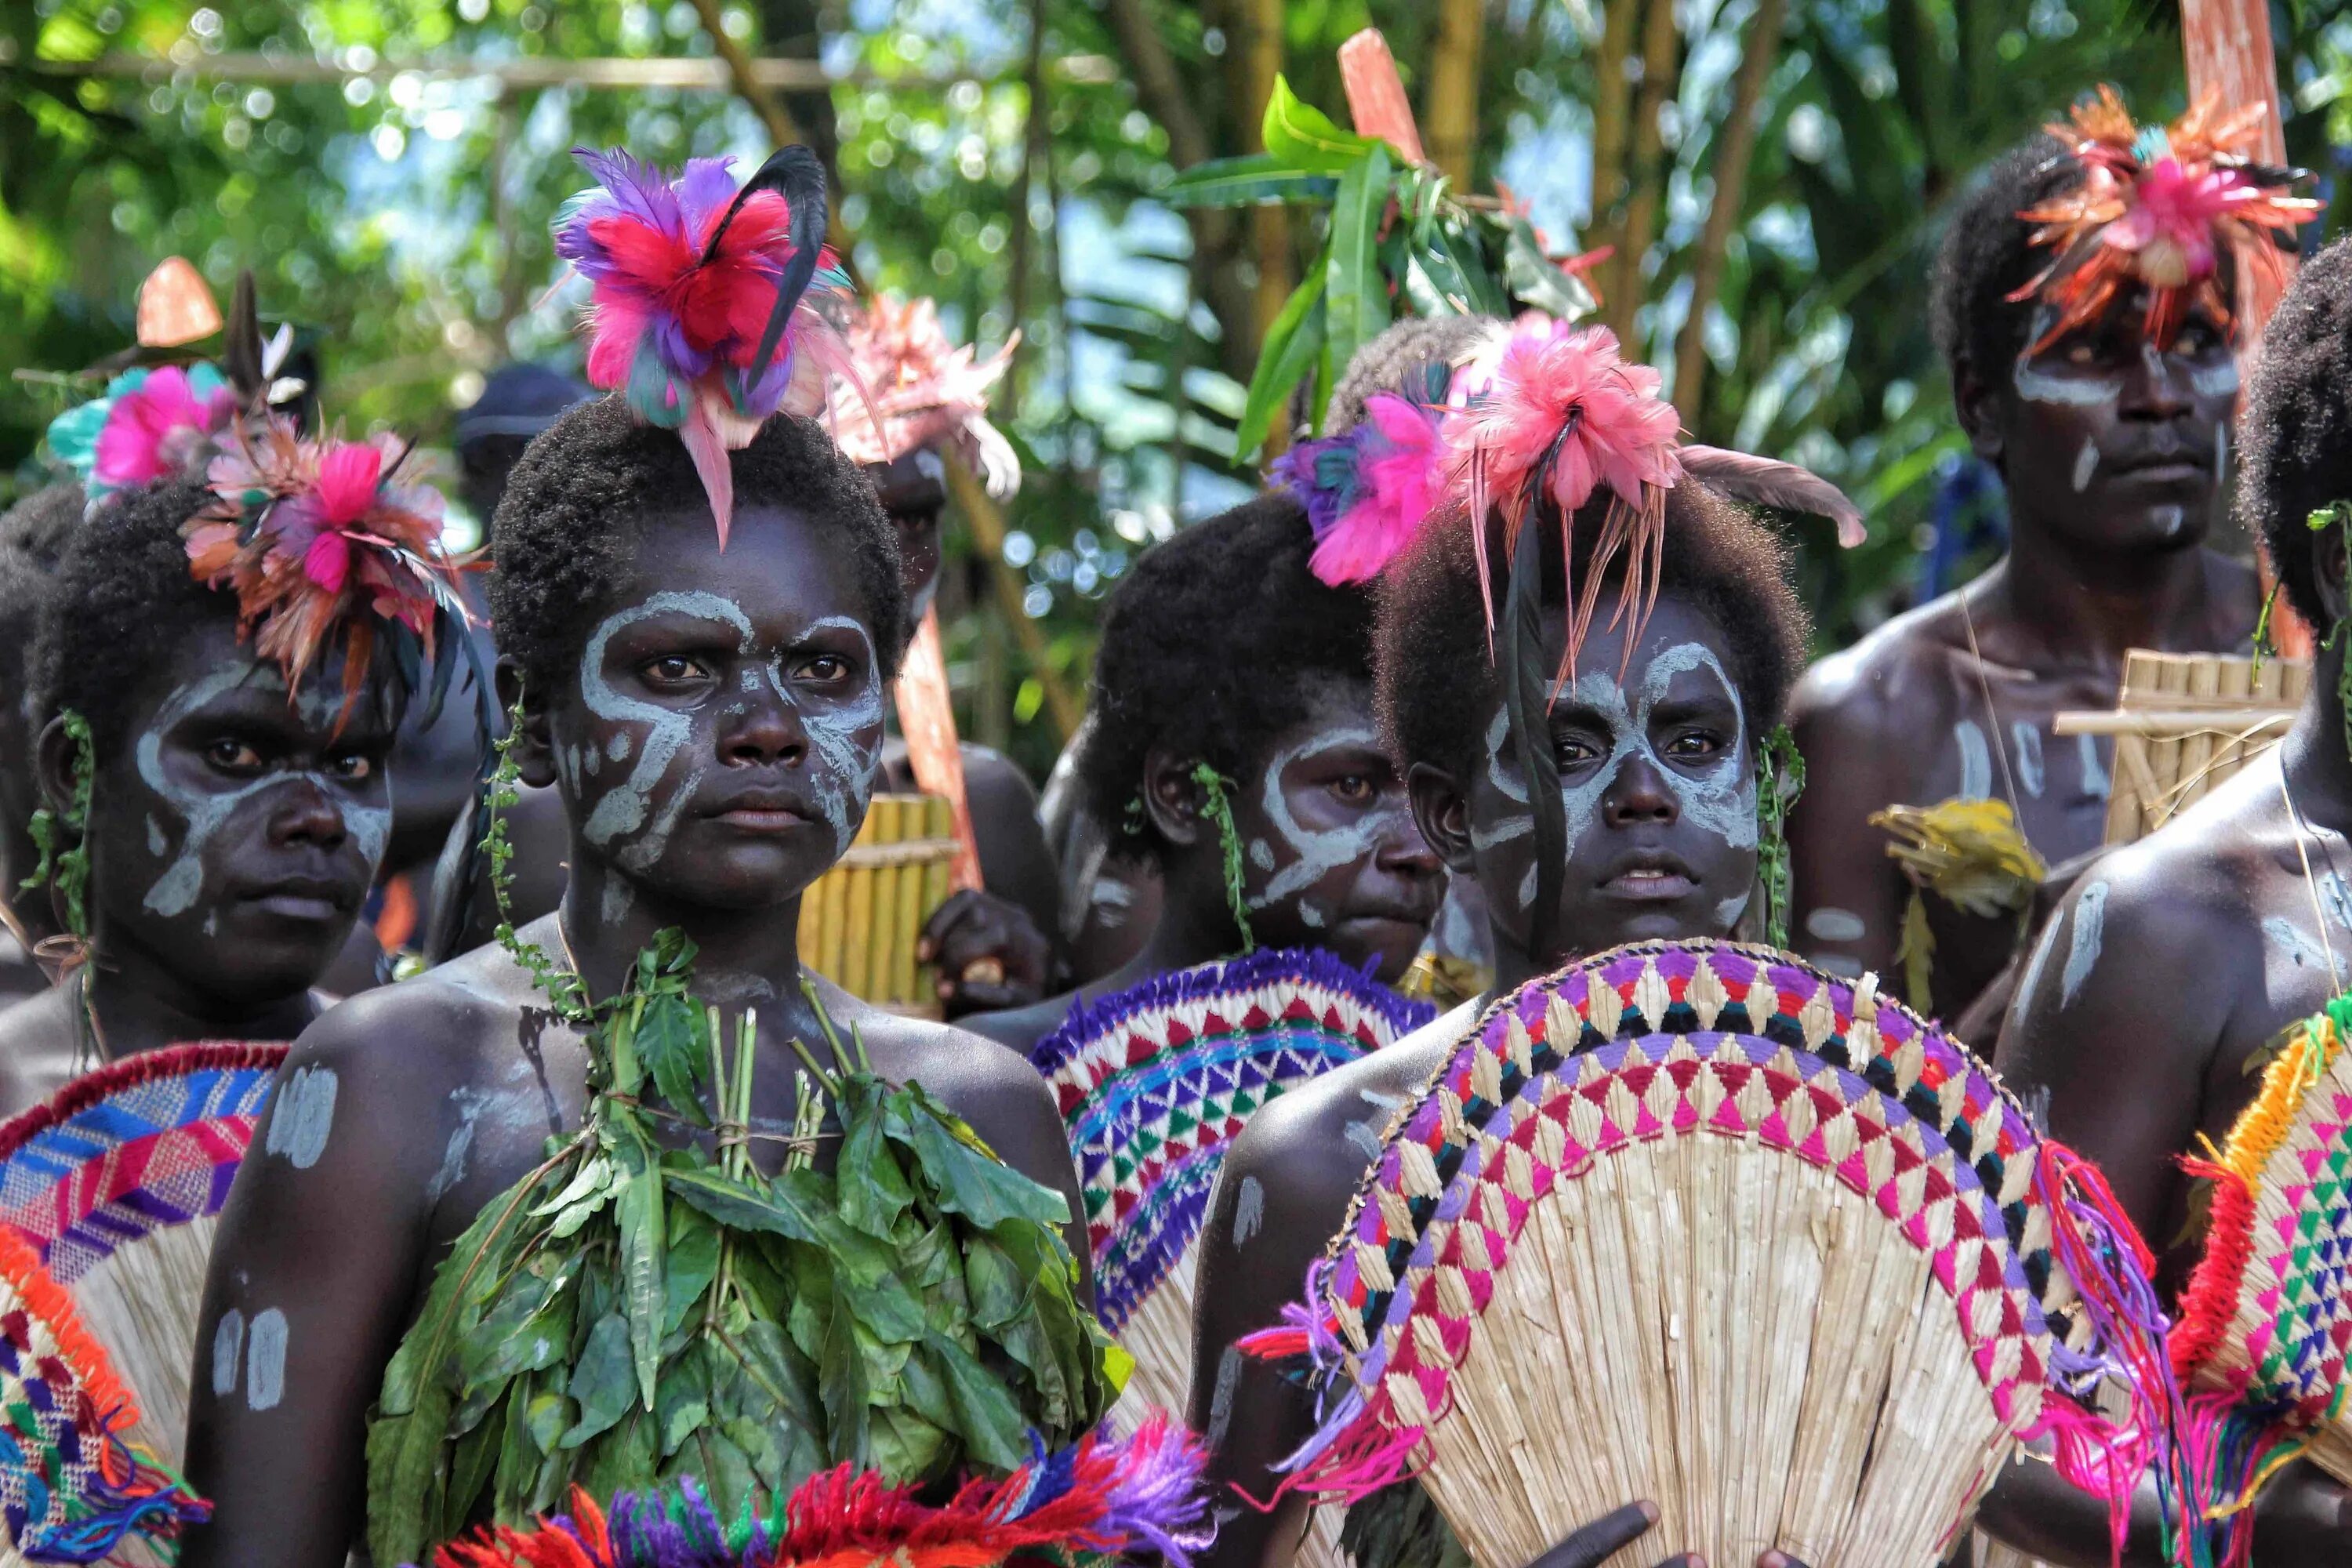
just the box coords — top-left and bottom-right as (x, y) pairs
(178, 152), (1197, 1568)
(1188, 317), (1843, 1568)
(1787, 93), (2312, 1024)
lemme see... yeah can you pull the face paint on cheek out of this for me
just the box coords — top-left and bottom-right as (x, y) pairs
(1471, 709), (1536, 911)
(2187, 358), (2241, 399)
(1247, 728), (1390, 909)
(2071, 439), (2099, 494)
(1715, 891), (1749, 933)
(2154, 504), (2185, 536)
(788, 616), (885, 857)
(579, 590), (753, 859)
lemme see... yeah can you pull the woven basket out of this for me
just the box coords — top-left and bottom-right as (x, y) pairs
(0, 1041), (285, 1472)
(1031, 949), (1433, 1432)
(797, 794), (960, 1012)
(2053, 652), (2309, 846)
(2169, 999), (2352, 1538)
(1275, 941), (2164, 1568)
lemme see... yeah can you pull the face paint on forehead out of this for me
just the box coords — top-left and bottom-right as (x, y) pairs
(136, 660), (390, 919)
(1247, 727), (1397, 909)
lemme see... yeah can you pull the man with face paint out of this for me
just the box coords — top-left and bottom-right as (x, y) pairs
(1786, 99), (2310, 1021)
(1974, 241), (2352, 1567)
(959, 490), (1447, 1059)
(177, 396), (1102, 1566)
(0, 458), (434, 1112)
(833, 339), (1065, 1015)
(0, 483), (83, 1005)
(1188, 319), (1831, 1568)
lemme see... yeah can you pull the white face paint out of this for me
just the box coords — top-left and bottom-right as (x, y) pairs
(2071, 439), (2100, 494)
(1475, 643), (1755, 911)
(1245, 726), (1394, 911)
(211, 1308), (244, 1397)
(2013, 360), (2119, 407)
(1715, 891), (1750, 933)
(1231, 1175), (1265, 1247)
(135, 661), (391, 919)
(2012, 722), (2045, 800)
(576, 594), (883, 868)
(1806, 906), (1867, 944)
(2188, 358), (2241, 399)
(1953, 720), (1991, 802)
(2154, 503), (2185, 536)
(2060, 880), (2107, 1007)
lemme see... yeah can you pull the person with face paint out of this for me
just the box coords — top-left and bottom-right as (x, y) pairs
(1787, 92), (2312, 1022)
(0, 483), (83, 1005)
(1973, 240), (2352, 1568)
(957, 489), (1450, 1060)
(177, 151), (1178, 1568)
(1188, 317), (1843, 1568)
(826, 296), (1063, 1014)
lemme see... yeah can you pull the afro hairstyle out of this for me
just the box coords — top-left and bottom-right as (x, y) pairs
(1930, 133), (2082, 392)
(28, 477), (394, 760)
(0, 482), (85, 706)
(489, 396), (907, 695)
(1325, 314), (1501, 432)
(1076, 489), (1376, 866)
(1375, 483), (1810, 784)
(2238, 235), (2352, 631)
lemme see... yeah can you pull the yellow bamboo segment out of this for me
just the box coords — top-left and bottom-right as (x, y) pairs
(2176, 652), (2222, 815)
(869, 797), (904, 1005)
(920, 796), (955, 1000)
(841, 811), (878, 999)
(2080, 652), (2311, 844)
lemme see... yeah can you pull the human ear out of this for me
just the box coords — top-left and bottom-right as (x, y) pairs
(1140, 746), (1205, 849)
(33, 713), (88, 820)
(1954, 354), (2006, 468)
(1406, 760), (1475, 875)
(495, 659), (561, 791)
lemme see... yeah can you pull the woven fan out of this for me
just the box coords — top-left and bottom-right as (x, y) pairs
(0, 1043), (288, 1471)
(2168, 994), (2352, 1565)
(1258, 940), (2170, 1568)
(0, 1224), (207, 1564)
(1031, 949), (1434, 1428)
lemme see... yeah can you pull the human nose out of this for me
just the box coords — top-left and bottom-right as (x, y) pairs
(2119, 338), (2192, 419)
(722, 668), (809, 767)
(1602, 753), (1681, 826)
(1373, 795), (1443, 874)
(267, 776), (349, 849)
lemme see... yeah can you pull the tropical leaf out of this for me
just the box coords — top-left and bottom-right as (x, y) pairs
(1261, 74), (1386, 172)
(1161, 154), (1341, 208)
(1235, 268), (1327, 459)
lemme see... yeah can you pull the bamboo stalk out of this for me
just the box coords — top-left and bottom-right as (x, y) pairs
(841, 813), (877, 999)
(1589, 0), (1641, 290)
(1423, 0), (1487, 187)
(869, 797), (903, 1005)
(1672, 0), (1785, 420)
(1610, 0), (1683, 343)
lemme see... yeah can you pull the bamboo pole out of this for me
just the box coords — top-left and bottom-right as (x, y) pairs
(1423, 0), (1487, 187)
(1672, 0), (1784, 421)
(1240, 0), (1294, 408)
(1005, 0), (1051, 393)
(942, 457), (1085, 743)
(1588, 0), (1641, 296)
(1610, 0), (1683, 343)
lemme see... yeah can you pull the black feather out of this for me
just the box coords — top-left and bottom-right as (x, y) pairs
(221, 271), (263, 404)
(701, 145), (831, 393)
(1504, 514), (1565, 962)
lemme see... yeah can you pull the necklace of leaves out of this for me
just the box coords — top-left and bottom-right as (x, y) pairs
(18, 710), (107, 1065)
(366, 704), (1123, 1565)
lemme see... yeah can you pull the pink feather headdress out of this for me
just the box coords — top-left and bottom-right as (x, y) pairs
(2011, 87), (2315, 357)
(829, 295), (1022, 499)
(1273, 351), (1463, 588)
(1444, 315), (1864, 677)
(553, 145), (855, 547)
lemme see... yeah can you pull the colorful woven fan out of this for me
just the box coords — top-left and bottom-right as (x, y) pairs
(1254, 940), (2171, 1568)
(428, 1411), (1210, 1568)
(0, 1042), (288, 1469)
(2167, 993), (2352, 1566)
(0, 1224), (208, 1563)
(1031, 949), (1434, 1427)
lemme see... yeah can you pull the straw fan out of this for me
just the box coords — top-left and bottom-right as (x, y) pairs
(1032, 949), (1433, 1429)
(0, 1043), (286, 1472)
(0, 1225), (206, 1565)
(1256, 940), (2169, 1568)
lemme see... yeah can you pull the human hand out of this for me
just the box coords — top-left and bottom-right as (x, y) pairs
(1520, 1501), (1698, 1568)
(918, 889), (1054, 1016)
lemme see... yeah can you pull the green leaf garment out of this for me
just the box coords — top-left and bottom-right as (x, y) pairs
(363, 930), (1210, 1568)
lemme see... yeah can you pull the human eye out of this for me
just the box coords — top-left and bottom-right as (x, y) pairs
(639, 653), (716, 690)
(791, 651), (858, 686)
(1330, 772), (1376, 805)
(204, 738), (267, 776)
(326, 750), (376, 782)
(1662, 728), (1724, 760)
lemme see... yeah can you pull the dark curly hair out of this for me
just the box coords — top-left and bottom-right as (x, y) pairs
(1077, 490), (1374, 866)
(1375, 485), (1811, 782)
(2238, 236), (2352, 630)
(31, 478), (249, 757)
(1930, 134), (2081, 391)
(489, 397), (906, 694)
(0, 482), (84, 708)
(1326, 315), (1498, 432)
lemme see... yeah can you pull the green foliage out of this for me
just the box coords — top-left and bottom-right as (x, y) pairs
(1756, 722), (1807, 951)
(364, 938), (1121, 1564)
(1189, 762), (1254, 953)
(20, 708), (93, 942)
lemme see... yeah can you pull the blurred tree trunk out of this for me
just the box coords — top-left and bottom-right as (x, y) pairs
(1607, 0), (1682, 343)
(1588, 0), (1640, 294)
(1095, 0), (1261, 384)
(754, 0), (839, 179)
(1236, 0), (1291, 389)
(1673, 0), (1783, 423)
(694, 0), (860, 262)
(1424, 0), (1486, 186)
(1006, 0), (1051, 388)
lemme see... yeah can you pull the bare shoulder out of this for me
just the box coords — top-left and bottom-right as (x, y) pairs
(957, 743), (1044, 813)
(1791, 591), (1972, 736)
(0, 986), (84, 1120)
(958, 989), (1076, 1054)
(827, 982), (1070, 1173)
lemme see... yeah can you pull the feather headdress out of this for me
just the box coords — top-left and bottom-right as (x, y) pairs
(554, 146), (855, 546)
(830, 294), (1022, 499)
(2012, 86), (2316, 356)
(1275, 359), (1456, 588)
(184, 416), (477, 726)
(44, 267), (307, 507)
